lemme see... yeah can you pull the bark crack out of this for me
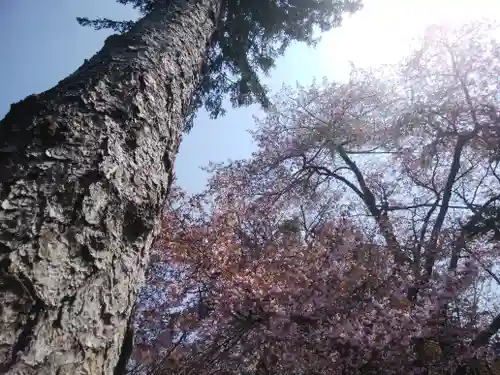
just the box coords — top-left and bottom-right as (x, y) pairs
(1, 298), (45, 374)
(0, 259), (46, 374)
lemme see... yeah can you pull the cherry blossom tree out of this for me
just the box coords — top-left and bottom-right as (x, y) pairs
(132, 21), (500, 374)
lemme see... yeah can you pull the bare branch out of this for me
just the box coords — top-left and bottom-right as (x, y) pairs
(383, 203), (471, 211)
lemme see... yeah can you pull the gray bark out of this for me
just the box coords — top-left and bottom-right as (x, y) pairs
(0, 0), (220, 373)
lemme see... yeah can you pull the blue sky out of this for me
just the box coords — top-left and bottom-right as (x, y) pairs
(1, 0), (497, 193)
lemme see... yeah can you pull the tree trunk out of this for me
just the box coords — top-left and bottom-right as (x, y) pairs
(0, 0), (220, 373)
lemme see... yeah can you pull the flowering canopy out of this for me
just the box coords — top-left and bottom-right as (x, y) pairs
(132, 21), (500, 375)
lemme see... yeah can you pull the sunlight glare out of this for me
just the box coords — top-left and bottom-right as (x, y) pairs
(321, 0), (500, 80)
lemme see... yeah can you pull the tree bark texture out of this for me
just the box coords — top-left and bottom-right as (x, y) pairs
(0, 0), (220, 373)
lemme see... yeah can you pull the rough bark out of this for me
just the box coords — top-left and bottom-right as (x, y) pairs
(0, 0), (220, 373)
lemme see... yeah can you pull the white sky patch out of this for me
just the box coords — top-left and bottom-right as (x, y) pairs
(319, 0), (500, 80)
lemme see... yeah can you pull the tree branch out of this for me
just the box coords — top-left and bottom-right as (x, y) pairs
(449, 193), (500, 271)
(424, 134), (472, 276)
(334, 143), (410, 265)
(472, 313), (500, 349)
